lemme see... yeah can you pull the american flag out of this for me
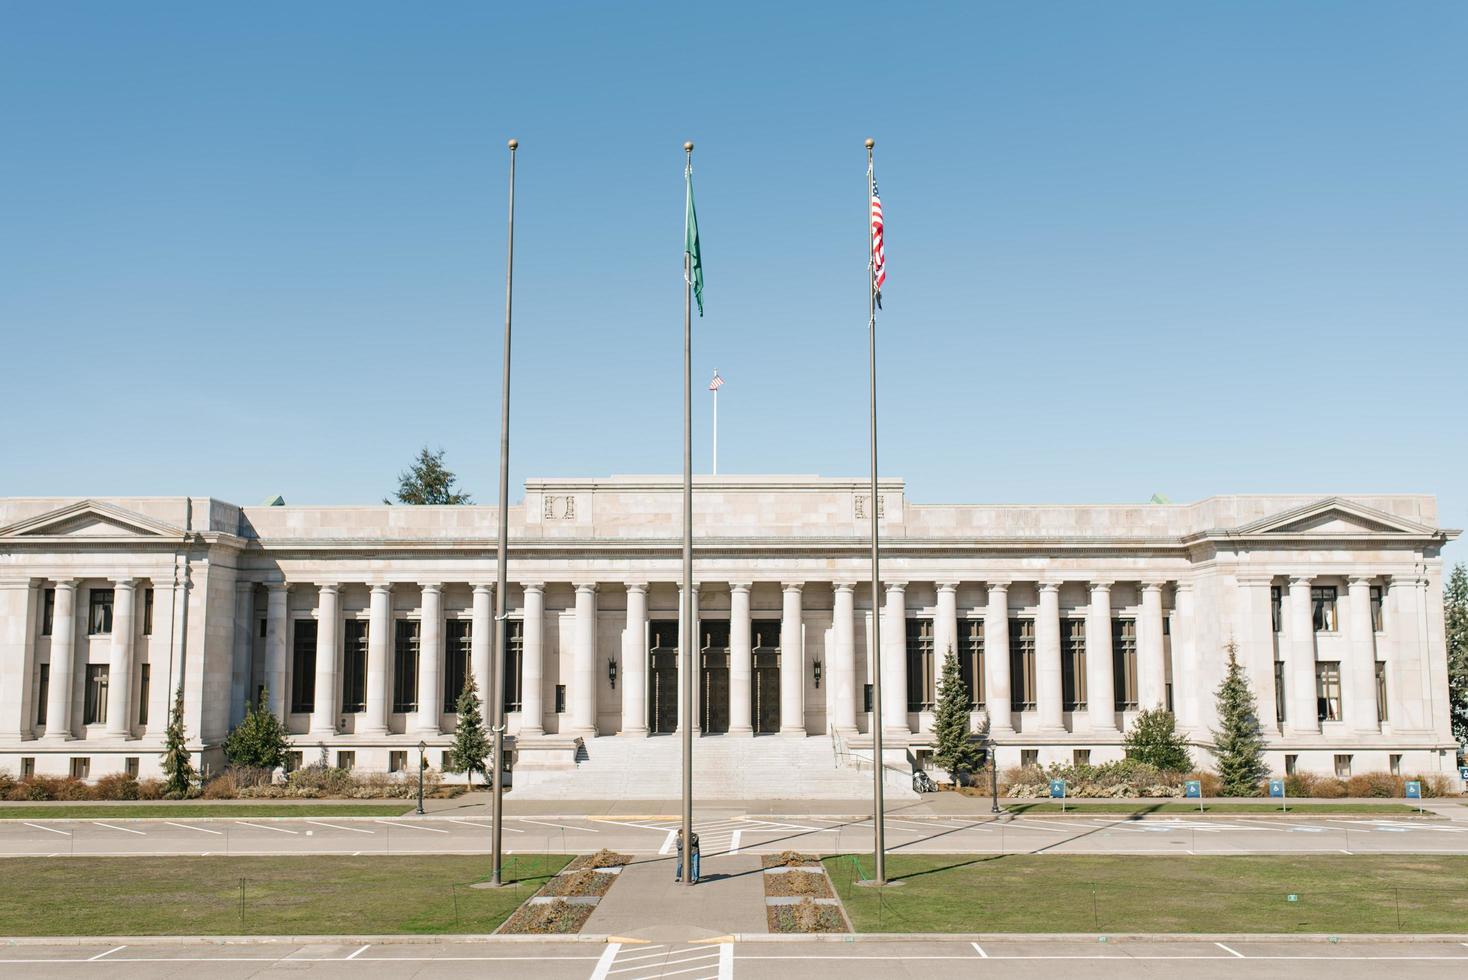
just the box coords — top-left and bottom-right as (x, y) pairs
(708, 370), (724, 391)
(870, 173), (886, 307)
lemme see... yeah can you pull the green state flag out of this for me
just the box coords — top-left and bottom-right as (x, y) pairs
(685, 169), (704, 316)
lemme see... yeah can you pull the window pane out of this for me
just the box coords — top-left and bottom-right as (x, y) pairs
(1062, 619), (1087, 711)
(961, 619), (985, 709)
(1315, 660), (1342, 722)
(1312, 586), (1338, 632)
(291, 620), (318, 714)
(89, 589), (114, 635)
(342, 620), (368, 712)
(906, 619), (933, 712)
(84, 665), (109, 724)
(1008, 619), (1036, 710)
(393, 620), (420, 713)
(443, 620), (471, 712)
(1112, 619), (1137, 710)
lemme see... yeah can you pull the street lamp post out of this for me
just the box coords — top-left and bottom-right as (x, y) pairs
(417, 740), (427, 816)
(989, 736), (1000, 815)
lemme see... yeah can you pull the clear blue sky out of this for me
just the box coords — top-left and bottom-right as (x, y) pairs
(3, 3), (1465, 558)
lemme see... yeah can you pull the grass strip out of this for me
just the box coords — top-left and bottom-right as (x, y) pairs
(0, 854), (571, 935)
(826, 854), (1468, 933)
(1002, 802), (1425, 815)
(0, 803), (417, 819)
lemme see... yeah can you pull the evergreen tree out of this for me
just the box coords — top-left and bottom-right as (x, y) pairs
(385, 446), (472, 505)
(1210, 640), (1269, 796)
(1123, 708), (1193, 772)
(930, 645), (984, 786)
(1445, 564), (1468, 751)
(160, 684), (196, 797)
(222, 687), (291, 772)
(447, 673), (490, 787)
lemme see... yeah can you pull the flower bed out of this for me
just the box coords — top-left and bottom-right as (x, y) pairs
(998, 762), (1456, 800)
(499, 898), (594, 935)
(767, 898), (847, 933)
(497, 850), (631, 934)
(765, 870), (833, 898)
(762, 851), (822, 869)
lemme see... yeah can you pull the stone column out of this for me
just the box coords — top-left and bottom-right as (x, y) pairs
(231, 582), (255, 729)
(43, 581), (79, 742)
(830, 582), (858, 736)
(620, 583), (649, 736)
(0, 580), (37, 739)
(104, 579), (137, 738)
(145, 577), (175, 735)
(985, 582), (1013, 735)
(1286, 575), (1319, 734)
(1347, 576), (1379, 733)
(471, 584), (493, 718)
(572, 582), (598, 736)
(1173, 581), (1199, 733)
(1236, 575), (1279, 731)
(1035, 581), (1064, 732)
(1138, 580), (1167, 711)
(934, 582), (959, 663)
(780, 583), (805, 734)
(1086, 581), (1117, 734)
(415, 584), (443, 735)
(264, 582), (290, 721)
(362, 583), (393, 735)
(728, 582), (753, 735)
(520, 584), (545, 735)
(310, 584), (339, 736)
(881, 582), (908, 736)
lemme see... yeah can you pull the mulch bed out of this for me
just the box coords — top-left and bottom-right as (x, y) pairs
(540, 869), (618, 898)
(764, 870), (833, 899)
(497, 850), (632, 934)
(565, 849), (633, 871)
(762, 851), (822, 869)
(767, 899), (847, 933)
(499, 898), (594, 935)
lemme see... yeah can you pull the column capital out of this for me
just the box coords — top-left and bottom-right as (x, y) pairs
(52, 578), (81, 591)
(781, 581), (804, 594)
(315, 582), (340, 594)
(1089, 579), (1115, 592)
(624, 581), (650, 594)
(418, 582), (443, 595)
(1037, 580), (1062, 595)
(986, 580), (1011, 594)
(935, 581), (959, 593)
(574, 580), (599, 594)
(831, 581), (856, 594)
(883, 581), (907, 594)
(1140, 579), (1168, 593)
(110, 577), (138, 590)
(520, 581), (544, 595)
(1172, 580), (1195, 593)
(268, 581), (292, 595)
(1346, 574), (1376, 588)
(1286, 574), (1313, 589)
(368, 582), (392, 596)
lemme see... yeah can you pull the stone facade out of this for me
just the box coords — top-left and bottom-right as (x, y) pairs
(0, 476), (1460, 788)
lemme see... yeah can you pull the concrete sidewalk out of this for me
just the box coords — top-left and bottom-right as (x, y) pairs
(583, 853), (769, 941)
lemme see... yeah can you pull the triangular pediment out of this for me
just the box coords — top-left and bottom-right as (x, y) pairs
(1233, 497), (1435, 537)
(0, 500), (183, 540)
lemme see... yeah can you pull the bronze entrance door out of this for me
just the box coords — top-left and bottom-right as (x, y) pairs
(648, 620), (679, 734)
(752, 619), (781, 734)
(700, 621), (730, 734)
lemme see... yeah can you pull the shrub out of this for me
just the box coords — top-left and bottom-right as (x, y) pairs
(1191, 771), (1224, 797)
(1312, 778), (1349, 799)
(1283, 772), (1317, 798)
(92, 773), (141, 801)
(1414, 773), (1454, 798)
(1346, 773), (1401, 799)
(1123, 709), (1193, 773)
(136, 778), (164, 801)
(202, 771), (239, 800)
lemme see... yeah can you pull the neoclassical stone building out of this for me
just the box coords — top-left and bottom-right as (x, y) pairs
(0, 476), (1460, 791)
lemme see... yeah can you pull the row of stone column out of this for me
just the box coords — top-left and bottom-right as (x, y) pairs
(40, 579), (143, 742)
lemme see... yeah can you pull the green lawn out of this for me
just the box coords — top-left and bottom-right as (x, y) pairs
(827, 854), (1468, 933)
(0, 854), (571, 935)
(0, 803), (417, 819)
(1002, 802), (1425, 815)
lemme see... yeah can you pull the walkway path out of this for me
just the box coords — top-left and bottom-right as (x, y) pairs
(584, 854), (767, 941)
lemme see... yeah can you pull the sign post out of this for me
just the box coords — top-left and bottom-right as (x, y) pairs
(1269, 778), (1288, 813)
(1185, 778), (1203, 814)
(1050, 778), (1067, 814)
(1405, 780), (1423, 815)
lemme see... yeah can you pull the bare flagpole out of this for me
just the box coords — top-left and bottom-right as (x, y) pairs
(681, 140), (695, 885)
(711, 371), (718, 475)
(489, 137), (517, 888)
(865, 137), (887, 887)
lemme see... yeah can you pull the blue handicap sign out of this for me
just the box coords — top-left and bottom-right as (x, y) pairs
(1184, 779), (1202, 799)
(1405, 781), (1422, 800)
(1459, 766), (1468, 782)
(1049, 778), (1067, 799)
(1268, 779), (1286, 798)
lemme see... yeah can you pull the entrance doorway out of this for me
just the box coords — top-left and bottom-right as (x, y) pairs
(648, 620), (678, 734)
(701, 621), (730, 733)
(752, 619), (781, 734)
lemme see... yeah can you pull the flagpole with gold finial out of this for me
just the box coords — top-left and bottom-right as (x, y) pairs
(865, 136), (887, 887)
(680, 140), (695, 885)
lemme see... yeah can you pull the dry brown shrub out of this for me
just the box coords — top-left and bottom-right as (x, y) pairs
(765, 871), (832, 898)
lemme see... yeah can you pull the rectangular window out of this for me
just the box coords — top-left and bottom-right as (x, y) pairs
(554, 684), (567, 714)
(83, 665), (109, 725)
(1285, 753), (1298, 776)
(124, 757), (139, 778)
(1020, 749), (1039, 768)
(336, 751), (355, 771)
(388, 750), (407, 774)
(504, 618), (524, 713)
(88, 589), (114, 635)
(259, 617), (267, 638)
(1334, 754), (1352, 778)
(342, 620), (368, 712)
(36, 664), (49, 726)
(142, 588), (154, 635)
(1389, 753), (1402, 776)
(70, 757), (90, 780)
(291, 620), (318, 714)
(393, 620), (420, 713)
(906, 618), (935, 712)
(1111, 618), (1138, 710)
(1370, 586), (1384, 632)
(42, 588), (55, 635)
(1375, 661), (1389, 723)
(1311, 586), (1338, 632)
(286, 751), (302, 772)
(137, 663), (150, 726)
(1274, 660), (1287, 723)
(1271, 586), (1283, 633)
(960, 618), (985, 709)
(21, 757), (35, 778)
(1008, 618), (1037, 710)
(1316, 661), (1342, 722)
(1073, 749), (1091, 766)
(1061, 618), (1087, 711)
(444, 619), (472, 712)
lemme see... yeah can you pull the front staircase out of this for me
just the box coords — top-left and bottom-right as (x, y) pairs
(510, 734), (915, 800)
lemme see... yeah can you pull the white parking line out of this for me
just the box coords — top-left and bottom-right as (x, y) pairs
(376, 820), (449, 833)
(236, 821), (298, 835)
(971, 941), (988, 958)
(165, 821), (223, 835)
(450, 818), (522, 833)
(306, 820), (374, 834)
(612, 946), (673, 963)
(23, 822), (70, 836)
(729, 831), (742, 854)
(1216, 942), (1246, 958)
(517, 818), (598, 833)
(88, 946), (127, 961)
(590, 942), (622, 980)
(659, 830), (678, 855)
(719, 942), (733, 980)
(92, 822), (146, 836)
(346, 944), (370, 960)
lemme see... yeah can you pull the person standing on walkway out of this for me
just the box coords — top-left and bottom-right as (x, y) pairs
(675, 828), (685, 882)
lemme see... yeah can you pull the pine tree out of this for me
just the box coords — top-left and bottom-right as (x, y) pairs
(385, 446), (472, 505)
(447, 673), (490, 788)
(930, 645), (983, 787)
(160, 684), (196, 798)
(222, 687), (291, 772)
(1445, 564), (1468, 750)
(1123, 708), (1193, 772)
(1211, 640), (1269, 796)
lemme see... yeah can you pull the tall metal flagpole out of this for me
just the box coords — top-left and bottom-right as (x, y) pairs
(489, 137), (517, 888)
(711, 372), (718, 475)
(865, 137), (887, 887)
(681, 141), (695, 885)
